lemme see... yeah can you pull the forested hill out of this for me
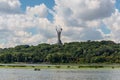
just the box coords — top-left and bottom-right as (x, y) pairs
(0, 40), (120, 64)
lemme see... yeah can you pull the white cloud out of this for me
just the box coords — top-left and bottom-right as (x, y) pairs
(62, 27), (103, 42)
(0, 2), (56, 48)
(0, 0), (118, 48)
(26, 4), (48, 18)
(104, 9), (120, 42)
(53, 0), (116, 43)
(54, 0), (115, 27)
(0, 0), (21, 14)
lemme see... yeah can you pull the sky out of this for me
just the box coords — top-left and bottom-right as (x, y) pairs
(0, 0), (120, 48)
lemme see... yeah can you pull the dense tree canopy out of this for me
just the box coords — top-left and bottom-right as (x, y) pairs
(0, 40), (120, 64)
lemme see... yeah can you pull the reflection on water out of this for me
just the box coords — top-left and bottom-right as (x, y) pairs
(0, 68), (120, 80)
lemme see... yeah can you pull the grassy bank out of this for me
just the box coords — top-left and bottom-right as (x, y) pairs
(0, 64), (120, 69)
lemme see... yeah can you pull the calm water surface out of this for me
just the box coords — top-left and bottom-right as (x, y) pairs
(0, 68), (120, 80)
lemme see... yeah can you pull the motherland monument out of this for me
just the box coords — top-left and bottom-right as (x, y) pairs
(56, 25), (62, 45)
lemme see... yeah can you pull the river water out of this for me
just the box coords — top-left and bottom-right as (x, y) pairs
(0, 68), (120, 80)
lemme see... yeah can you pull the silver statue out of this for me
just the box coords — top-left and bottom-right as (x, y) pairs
(56, 26), (62, 45)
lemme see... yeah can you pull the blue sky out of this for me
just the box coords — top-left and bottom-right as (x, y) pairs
(19, 0), (120, 33)
(19, 0), (55, 21)
(0, 0), (120, 48)
(20, 0), (55, 11)
(18, 0), (119, 41)
(116, 0), (120, 11)
(19, 0), (120, 11)
(19, 0), (120, 24)
(19, 0), (120, 22)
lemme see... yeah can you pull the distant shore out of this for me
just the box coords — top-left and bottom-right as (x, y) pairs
(0, 63), (120, 69)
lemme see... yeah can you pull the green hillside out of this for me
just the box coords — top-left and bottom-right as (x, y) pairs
(0, 40), (120, 64)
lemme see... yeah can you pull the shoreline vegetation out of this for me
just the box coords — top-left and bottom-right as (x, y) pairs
(0, 40), (120, 66)
(0, 64), (120, 69)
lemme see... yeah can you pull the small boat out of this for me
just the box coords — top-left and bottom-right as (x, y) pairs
(34, 68), (41, 71)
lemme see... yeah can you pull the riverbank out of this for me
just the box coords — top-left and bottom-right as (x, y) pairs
(0, 64), (120, 69)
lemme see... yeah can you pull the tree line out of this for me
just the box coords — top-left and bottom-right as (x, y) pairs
(0, 40), (120, 64)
